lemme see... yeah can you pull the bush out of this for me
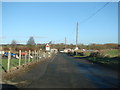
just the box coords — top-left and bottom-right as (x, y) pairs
(78, 52), (84, 56)
(67, 52), (71, 54)
(89, 52), (101, 57)
(3, 47), (10, 51)
(73, 51), (76, 55)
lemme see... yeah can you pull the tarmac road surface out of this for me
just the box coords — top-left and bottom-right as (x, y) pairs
(4, 53), (119, 88)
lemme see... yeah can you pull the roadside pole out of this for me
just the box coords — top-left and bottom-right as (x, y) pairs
(37, 51), (39, 61)
(25, 51), (27, 65)
(76, 22), (78, 55)
(37, 51), (39, 62)
(19, 50), (21, 67)
(7, 51), (11, 72)
(28, 50), (31, 63)
(37, 51), (38, 62)
(35, 50), (36, 62)
(34, 50), (35, 63)
(65, 37), (66, 49)
(36, 51), (37, 62)
(32, 51), (34, 62)
(39, 50), (40, 61)
(36, 50), (38, 62)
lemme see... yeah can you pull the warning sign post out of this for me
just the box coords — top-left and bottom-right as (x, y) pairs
(45, 44), (50, 51)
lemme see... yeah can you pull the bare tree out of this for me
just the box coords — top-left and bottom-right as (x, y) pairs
(27, 36), (36, 45)
(11, 40), (17, 51)
(11, 40), (17, 46)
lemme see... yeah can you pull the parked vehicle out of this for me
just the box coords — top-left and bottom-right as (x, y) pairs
(3, 52), (16, 57)
(21, 52), (28, 56)
(2, 52), (19, 59)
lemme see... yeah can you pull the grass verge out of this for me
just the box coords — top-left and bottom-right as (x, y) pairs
(67, 49), (119, 70)
(0, 58), (33, 72)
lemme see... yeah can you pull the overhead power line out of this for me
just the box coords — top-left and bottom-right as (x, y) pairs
(80, 1), (112, 24)
(70, 1), (112, 42)
(71, 1), (112, 45)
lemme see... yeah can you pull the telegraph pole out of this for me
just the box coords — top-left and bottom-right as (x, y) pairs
(76, 22), (78, 49)
(76, 22), (78, 55)
(65, 37), (66, 49)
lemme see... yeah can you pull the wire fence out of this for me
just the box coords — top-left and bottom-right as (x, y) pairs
(0, 50), (54, 73)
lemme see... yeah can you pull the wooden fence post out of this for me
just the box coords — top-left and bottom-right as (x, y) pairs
(39, 50), (41, 61)
(36, 50), (37, 62)
(37, 51), (38, 61)
(38, 50), (40, 61)
(36, 51), (37, 62)
(34, 50), (36, 62)
(33, 51), (35, 63)
(7, 51), (11, 72)
(25, 51), (27, 65)
(28, 50), (31, 62)
(19, 50), (21, 67)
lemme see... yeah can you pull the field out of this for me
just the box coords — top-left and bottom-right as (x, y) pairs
(101, 49), (119, 57)
(0, 58), (34, 72)
(69, 49), (119, 70)
(0, 50), (52, 72)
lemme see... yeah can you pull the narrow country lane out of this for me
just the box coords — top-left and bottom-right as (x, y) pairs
(3, 53), (119, 88)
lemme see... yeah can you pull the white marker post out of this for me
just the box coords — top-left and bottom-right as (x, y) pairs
(19, 50), (21, 67)
(7, 51), (11, 72)
(32, 51), (34, 62)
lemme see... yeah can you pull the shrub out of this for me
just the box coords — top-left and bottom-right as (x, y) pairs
(73, 51), (76, 55)
(89, 52), (101, 57)
(78, 52), (84, 56)
(3, 47), (10, 51)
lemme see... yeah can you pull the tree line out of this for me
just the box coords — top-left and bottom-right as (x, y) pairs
(1, 36), (119, 52)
